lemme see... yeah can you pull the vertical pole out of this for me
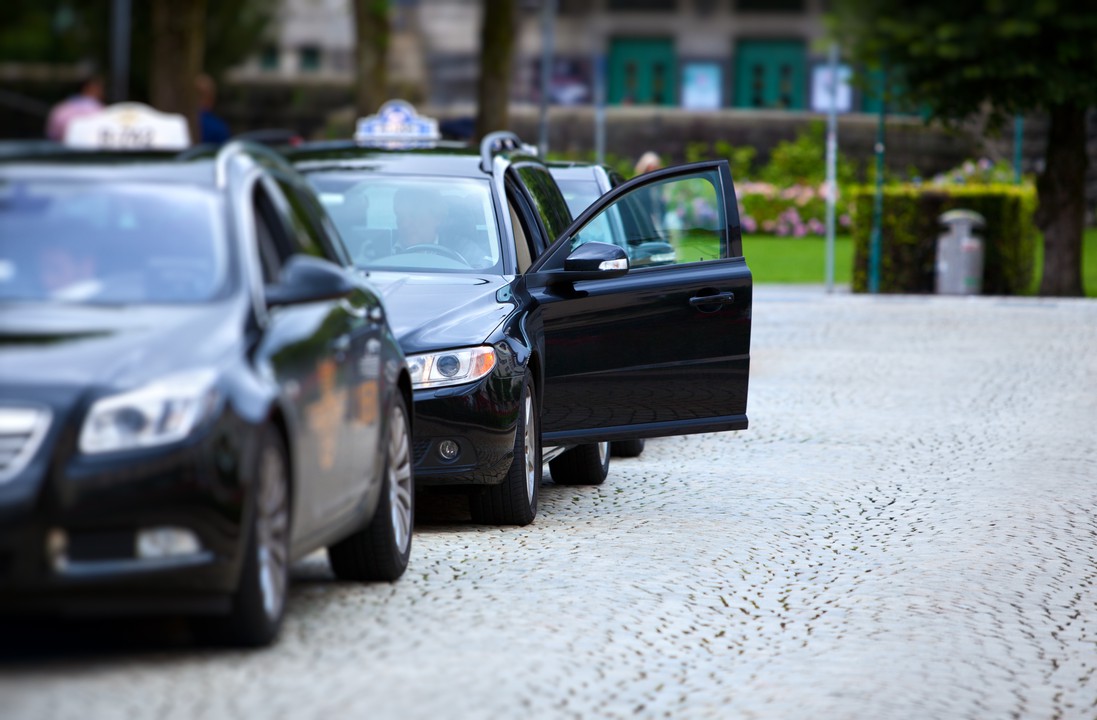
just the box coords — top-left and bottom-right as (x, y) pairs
(538, 0), (556, 156)
(824, 43), (839, 293)
(110, 0), (132, 102)
(594, 53), (606, 166)
(1013, 114), (1024, 184)
(868, 67), (886, 294)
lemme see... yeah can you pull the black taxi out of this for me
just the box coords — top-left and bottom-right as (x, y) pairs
(0, 106), (415, 646)
(288, 101), (752, 527)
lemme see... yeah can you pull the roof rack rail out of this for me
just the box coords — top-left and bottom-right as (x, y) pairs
(214, 139), (296, 188)
(479, 131), (537, 172)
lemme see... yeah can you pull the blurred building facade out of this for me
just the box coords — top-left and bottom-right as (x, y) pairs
(227, 0), (870, 113)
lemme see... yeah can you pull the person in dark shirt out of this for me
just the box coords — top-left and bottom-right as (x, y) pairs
(196, 74), (231, 144)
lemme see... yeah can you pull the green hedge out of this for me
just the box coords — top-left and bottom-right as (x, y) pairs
(850, 184), (1037, 294)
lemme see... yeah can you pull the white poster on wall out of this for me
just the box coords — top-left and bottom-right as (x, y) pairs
(682, 62), (723, 110)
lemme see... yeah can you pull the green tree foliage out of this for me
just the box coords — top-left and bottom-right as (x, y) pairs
(1, 1), (274, 94)
(830, 0), (1097, 296)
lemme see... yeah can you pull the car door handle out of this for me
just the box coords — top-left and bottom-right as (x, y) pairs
(689, 291), (735, 307)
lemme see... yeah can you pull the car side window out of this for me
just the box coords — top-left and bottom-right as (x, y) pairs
(252, 184), (287, 284)
(506, 181), (547, 263)
(570, 169), (727, 267)
(508, 200), (534, 272)
(273, 178), (333, 263)
(512, 164), (573, 246)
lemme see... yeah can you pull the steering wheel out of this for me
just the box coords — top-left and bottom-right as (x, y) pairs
(401, 244), (468, 263)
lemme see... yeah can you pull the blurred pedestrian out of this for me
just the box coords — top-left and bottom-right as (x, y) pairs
(196, 74), (231, 144)
(633, 151), (663, 177)
(633, 151), (666, 231)
(45, 75), (104, 141)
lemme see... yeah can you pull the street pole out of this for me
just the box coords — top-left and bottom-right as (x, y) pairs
(824, 43), (839, 294)
(868, 67), (886, 294)
(1013, 114), (1024, 184)
(110, 0), (132, 102)
(538, 0), (556, 157)
(594, 52), (606, 166)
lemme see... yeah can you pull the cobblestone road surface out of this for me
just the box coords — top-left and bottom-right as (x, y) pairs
(4, 287), (1096, 719)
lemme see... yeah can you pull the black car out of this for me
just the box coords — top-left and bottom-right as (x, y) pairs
(0, 141), (414, 646)
(288, 110), (751, 527)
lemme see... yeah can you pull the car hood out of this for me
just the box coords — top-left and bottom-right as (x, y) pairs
(366, 271), (516, 353)
(0, 300), (245, 390)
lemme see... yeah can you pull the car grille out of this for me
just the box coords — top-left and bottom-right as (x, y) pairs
(0, 406), (51, 484)
(413, 439), (431, 464)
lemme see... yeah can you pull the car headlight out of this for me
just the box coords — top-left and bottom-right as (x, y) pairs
(79, 369), (221, 454)
(407, 347), (496, 389)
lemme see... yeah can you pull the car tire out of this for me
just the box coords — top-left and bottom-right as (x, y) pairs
(549, 441), (610, 485)
(328, 394), (414, 582)
(610, 438), (645, 458)
(470, 377), (539, 526)
(196, 425), (291, 647)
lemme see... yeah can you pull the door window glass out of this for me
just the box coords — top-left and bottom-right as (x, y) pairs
(512, 165), (573, 245)
(568, 169), (727, 267)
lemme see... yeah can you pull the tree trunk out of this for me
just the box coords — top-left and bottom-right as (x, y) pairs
(1036, 103), (1087, 296)
(149, 0), (206, 143)
(353, 0), (389, 117)
(475, 0), (516, 142)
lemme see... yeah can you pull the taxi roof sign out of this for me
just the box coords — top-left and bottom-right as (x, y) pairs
(64, 102), (190, 151)
(354, 100), (440, 145)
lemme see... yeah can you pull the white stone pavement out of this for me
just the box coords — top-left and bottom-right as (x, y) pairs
(3, 285), (1096, 720)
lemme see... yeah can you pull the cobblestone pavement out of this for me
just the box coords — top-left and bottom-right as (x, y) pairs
(4, 286), (1097, 720)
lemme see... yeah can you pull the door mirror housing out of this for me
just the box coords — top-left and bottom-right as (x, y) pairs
(265, 255), (354, 308)
(528, 242), (629, 287)
(563, 241), (630, 275)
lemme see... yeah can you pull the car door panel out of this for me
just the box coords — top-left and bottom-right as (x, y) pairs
(528, 160), (751, 444)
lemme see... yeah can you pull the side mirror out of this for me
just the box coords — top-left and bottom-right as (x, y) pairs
(265, 255), (354, 308)
(563, 241), (630, 276)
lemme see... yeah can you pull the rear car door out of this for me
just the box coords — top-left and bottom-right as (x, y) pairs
(527, 160), (751, 445)
(260, 177), (384, 528)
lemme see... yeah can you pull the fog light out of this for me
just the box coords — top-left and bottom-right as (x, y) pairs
(46, 528), (68, 571)
(438, 440), (460, 461)
(137, 527), (201, 559)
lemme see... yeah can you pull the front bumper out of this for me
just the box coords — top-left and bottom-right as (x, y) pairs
(0, 421), (250, 616)
(411, 373), (521, 486)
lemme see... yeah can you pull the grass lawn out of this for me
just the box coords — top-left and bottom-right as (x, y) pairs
(743, 229), (1096, 296)
(742, 234), (853, 285)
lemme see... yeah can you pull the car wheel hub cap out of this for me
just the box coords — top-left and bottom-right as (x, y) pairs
(388, 404), (413, 554)
(257, 445), (289, 621)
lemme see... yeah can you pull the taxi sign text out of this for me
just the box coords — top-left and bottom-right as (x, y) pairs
(64, 102), (191, 151)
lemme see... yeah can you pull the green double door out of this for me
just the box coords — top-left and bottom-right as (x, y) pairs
(608, 37), (677, 106)
(734, 39), (806, 110)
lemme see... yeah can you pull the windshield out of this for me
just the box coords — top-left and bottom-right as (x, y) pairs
(308, 173), (501, 272)
(0, 179), (228, 305)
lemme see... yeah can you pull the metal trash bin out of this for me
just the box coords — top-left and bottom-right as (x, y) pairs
(935, 209), (985, 295)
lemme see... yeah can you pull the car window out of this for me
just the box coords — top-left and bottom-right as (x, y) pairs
(307, 173), (502, 273)
(0, 178), (228, 304)
(252, 185), (284, 284)
(512, 164), (573, 245)
(508, 200), (534, 273)
(568, 169), (726, 267)
(553, 176), (625, 255)
(274, 178), (338, 263)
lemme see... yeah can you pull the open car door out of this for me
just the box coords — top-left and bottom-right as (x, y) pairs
(526, 160), (751, 445)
